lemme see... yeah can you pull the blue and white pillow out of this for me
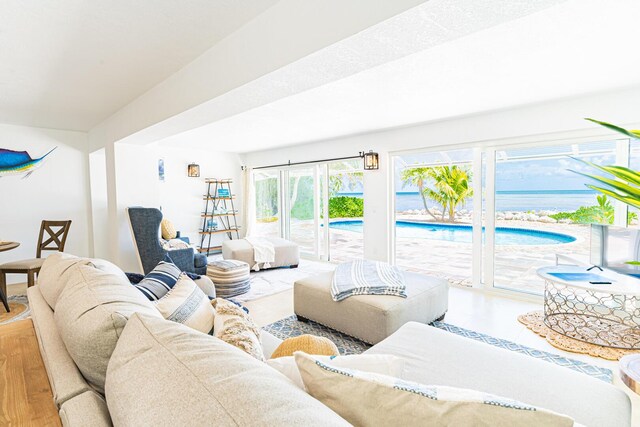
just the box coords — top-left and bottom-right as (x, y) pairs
(134, 260), (181, 301)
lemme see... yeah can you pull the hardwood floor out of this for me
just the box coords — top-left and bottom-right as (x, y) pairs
(0, 319), (61, 426)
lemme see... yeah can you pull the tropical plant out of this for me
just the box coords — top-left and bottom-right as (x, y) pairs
(400, 167), (439, 220)
(329, 196), (364, 218)
(424, 166), (473, 222)
(571, 119), (640, 210)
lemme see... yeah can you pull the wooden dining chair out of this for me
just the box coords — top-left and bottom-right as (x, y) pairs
(0, 220), (72, 312)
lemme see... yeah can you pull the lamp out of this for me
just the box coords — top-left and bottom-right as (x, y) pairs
(187, 163), (200, 177)
(363, 150), (379, 170)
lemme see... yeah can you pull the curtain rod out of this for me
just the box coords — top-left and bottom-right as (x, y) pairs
(246, 152), (365, 170)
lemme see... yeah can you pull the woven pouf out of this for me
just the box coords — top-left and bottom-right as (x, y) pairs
(206, 260), (251, 298)
(270, 334), (339, 359)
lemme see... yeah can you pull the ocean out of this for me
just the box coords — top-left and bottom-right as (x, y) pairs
(338, 190), (601, 212)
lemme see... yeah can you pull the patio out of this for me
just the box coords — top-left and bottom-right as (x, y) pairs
(257, 216), (591, 295)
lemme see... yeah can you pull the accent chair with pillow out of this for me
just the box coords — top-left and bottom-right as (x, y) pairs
(126, 207), (207, 275)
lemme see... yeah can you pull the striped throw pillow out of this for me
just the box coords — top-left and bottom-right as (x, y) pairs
(154, 273), (215, 334)
(134, 261), (181, 301)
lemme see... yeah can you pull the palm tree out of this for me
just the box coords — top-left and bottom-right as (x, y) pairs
(423, 166), (473, 223)
(400, 167), (439, 220)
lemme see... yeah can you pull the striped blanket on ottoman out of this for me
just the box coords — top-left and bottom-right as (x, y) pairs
(331, 260), (406, 302)
(207, 260), (251, 298)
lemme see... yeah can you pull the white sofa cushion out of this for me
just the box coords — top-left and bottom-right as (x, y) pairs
(54, 264), (161, 394)
(38, 252), (92, 309)
(366, 321), (631, 427)
(294, 352), (574, 427)
(105, 313), (349, 426)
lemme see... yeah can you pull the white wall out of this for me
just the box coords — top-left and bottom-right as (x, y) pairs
(97, 142), (244, 273)
(0, 123), (90, 284)
(157, 145), (243, 249)
(112, 143), (161, 272)
(243, 86), (640, 262)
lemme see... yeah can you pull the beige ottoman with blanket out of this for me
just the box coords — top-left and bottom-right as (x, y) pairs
(222, 237), (299, 270)
(294, 271), (448, 344)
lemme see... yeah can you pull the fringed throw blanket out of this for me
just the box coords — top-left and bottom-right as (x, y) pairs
(331, 260), (406, 302)
(245, 236), (275, 271)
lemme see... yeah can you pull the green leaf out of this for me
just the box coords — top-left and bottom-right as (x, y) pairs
(585, 118), (640, 140)
(570, 170), (640, 198)
(585, 185), (640, 209)
(626, 261), (640, 266)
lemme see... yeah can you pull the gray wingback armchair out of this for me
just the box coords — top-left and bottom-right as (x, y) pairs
(126, 207), (208, 275)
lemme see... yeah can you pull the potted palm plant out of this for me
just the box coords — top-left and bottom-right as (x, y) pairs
(572, 118), (640, 263)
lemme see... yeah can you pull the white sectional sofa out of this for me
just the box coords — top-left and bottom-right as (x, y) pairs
(28, 254), (631, 426)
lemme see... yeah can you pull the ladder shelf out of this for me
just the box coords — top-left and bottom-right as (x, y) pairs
(199, 178), (240, 255)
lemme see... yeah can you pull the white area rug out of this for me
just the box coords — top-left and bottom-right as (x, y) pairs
(235, 259), (335, 302)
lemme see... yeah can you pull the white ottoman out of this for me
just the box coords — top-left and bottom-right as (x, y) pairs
(294, 271), (448, 344)
(206, 260), (251, 298)
(222, 237), (299, 270)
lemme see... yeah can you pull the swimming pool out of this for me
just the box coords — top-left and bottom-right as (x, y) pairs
(329, 220), (576, 245)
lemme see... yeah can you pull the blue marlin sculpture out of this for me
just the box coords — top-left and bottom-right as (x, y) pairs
(0, 147), (57, 178)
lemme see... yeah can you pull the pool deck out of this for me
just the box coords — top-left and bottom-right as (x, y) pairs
(255, 217), (591, 295)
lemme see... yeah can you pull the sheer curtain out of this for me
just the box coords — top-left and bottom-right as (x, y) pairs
(242, 167), (255, 237)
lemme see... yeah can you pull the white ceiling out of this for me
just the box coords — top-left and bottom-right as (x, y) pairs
(159, 0), (640, 153)
(0, 0), (277, 131)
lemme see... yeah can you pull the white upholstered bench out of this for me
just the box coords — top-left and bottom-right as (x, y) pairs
(294, 271), (449, 344)
(222, 237), (299, 270)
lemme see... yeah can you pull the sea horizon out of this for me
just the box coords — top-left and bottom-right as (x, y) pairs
(338, 189), (601, 212)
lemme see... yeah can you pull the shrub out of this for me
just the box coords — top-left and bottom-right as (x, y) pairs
(329, 196), (363, 218)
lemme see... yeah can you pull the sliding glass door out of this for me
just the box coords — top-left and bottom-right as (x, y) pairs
(251, 160), (365, 262)
(392, 137), (631, 297)
(490, 140), (622, 294)
(253, 170), (281, 238)
(286, 166), (319, 256)
(327, 160), (364, 263)
(393, 148), (477, 286)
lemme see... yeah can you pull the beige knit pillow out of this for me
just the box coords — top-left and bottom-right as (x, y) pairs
(212, 298), (264, 361)
(160, 218), (177, 240)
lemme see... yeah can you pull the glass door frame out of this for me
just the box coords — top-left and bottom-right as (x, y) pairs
(389, 133), (632, 301)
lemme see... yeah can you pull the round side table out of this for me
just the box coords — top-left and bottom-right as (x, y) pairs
(537, 266), (640, 350)
(620, 354), (640, 395)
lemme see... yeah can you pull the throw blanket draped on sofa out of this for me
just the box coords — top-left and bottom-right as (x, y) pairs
(245, 236), (276, 271)
(331, 260), (407, 302)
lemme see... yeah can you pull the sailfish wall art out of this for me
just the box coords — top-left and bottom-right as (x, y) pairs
(0, 147), (56, 178)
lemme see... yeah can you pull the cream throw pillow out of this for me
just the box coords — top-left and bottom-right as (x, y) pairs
(154, 273), (215, 334)
(294, 352), (574, 427)
(267, 354), (405, 390)
(212, 298), (264, 361)
(54, 264), (161, 394)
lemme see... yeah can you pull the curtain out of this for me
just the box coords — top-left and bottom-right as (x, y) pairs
(242, 166), (255, 237)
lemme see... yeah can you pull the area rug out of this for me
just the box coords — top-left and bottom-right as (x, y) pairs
(518, 310), (640, 361)
(263, 315), (613, 382)
(233, 259), (335, 303)
(0, 294), (30, 325)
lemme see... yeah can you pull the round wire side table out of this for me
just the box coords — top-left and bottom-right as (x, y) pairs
(538, 266), (640, 350)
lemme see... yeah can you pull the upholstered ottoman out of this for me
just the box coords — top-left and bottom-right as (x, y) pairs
(206, 260), (251, 298)
(294, 271), (448, 344)
(222, 237), (299, 270)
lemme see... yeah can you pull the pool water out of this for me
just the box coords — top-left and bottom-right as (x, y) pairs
(329, 220), (576, 246)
